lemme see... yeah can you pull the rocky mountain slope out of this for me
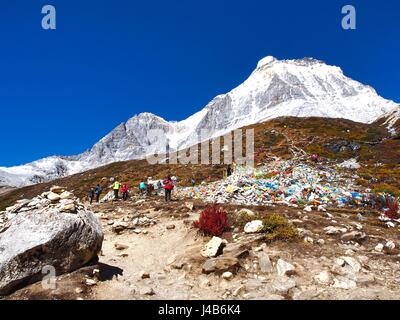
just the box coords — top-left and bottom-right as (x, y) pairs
(3, 192), (400, 300)
(1, 116), (399, 212)
(1, 56), (398, 187)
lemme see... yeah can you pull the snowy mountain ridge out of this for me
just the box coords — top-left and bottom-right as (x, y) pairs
(1, 56), (398, 187)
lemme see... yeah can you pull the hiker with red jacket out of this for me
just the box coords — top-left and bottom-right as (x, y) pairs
(163, 175), (174, 202)
(121, 183), (129, 201)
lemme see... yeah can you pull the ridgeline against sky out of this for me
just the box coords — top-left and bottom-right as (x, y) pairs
(0, 0), (399, 166)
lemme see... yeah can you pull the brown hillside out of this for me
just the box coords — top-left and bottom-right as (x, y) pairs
(1, 116), (399, 210)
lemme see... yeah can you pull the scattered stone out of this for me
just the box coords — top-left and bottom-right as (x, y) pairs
(270, 277), (297, 295)
(140, 287), (155, 296)
(384, 240), (396, 253)
(317, 239), (325, 245)
(244, 220), (263, 233)
(304, 236), (314, 244)
(93, 269), (100, 279)
(112, 221), (129, 234)
(374, 243), (384, 252)
(303, 206), (313, 212)
(59, 203), (77, 214)
(357, 213), (366, 221)
(202, 257), (239, 274)
(201, 237), (226, 258)
(47, 192), (61, 202)
(257, 252), (273, 274)
(335, 258), (346, 267)
(223, 243), (250, 259)
(232, 285), (245, 297)
(59, 191), (74, 200)
(50, 186), (65, 194)
(114, 243), (129, 250)
(222, 272), (234, 280)
(85, 279), (97, 286)
(75, 287), (84, 294)
(314, 271), (333, 285)
(276, 259), (296, 277)
(332, 277), (357, 289)
(166, 224), (176, 230)
(201, 279), (211, 287)
(139, 271), (150, 279)
(340, 256), (362, 273)
(341, 231), (367, 243)
(238, 208), (256, 218)
(116, 252), (129, 257)
(324, 226), (347, 235)
(354, 273), (376, 286)
(185, 202), (194, 211)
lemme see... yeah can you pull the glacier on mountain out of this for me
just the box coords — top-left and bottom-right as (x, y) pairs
(1, 56), (398, 187)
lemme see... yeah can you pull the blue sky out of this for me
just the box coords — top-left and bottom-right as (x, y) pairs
(0, 0), (399, 166)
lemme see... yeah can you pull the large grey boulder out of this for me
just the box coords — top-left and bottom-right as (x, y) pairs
(0, 196), (103, 295)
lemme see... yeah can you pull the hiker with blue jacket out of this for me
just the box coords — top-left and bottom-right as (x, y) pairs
(94, 184), (102, 203)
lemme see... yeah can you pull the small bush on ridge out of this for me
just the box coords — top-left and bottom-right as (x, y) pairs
(193, 205), (230, 236)
(384, 195), (400, 220)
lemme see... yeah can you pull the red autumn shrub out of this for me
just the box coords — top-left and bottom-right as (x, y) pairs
(193, 205), (230, 236)
(384, 195), (400, 220)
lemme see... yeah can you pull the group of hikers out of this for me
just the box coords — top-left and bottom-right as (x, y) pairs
(88, 175), (176, 204)
(88, 165), (235, 204)
(88, 184), (103, 204)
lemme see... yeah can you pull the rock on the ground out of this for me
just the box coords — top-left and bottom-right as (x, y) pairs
(258, 252), (273, 273)
(276, 259), (296, 277)
(303, 206), (313, 212)
(238, 208), (256, 218)
(340, 256), (362, 273)
(384, 241), (396, 254)
(114, 243), (129, 250)
(332, 276), (357, 290)
(59, 191), (74, 200)
(50, 186), (65, 194)
(47, 192), (61, 202)
(201, 237), (226, 258)
(202, 257), (239, 274)
(222, 243), (250, 259)
(324, 226), (347, 235)
(222, 272), (233, 280)
(374, 243), (384, 252)
(139, 271), (150, 279)
(0, 197), (103, 295)
(314, 271), (333, 285)
(112, 221), (129, 234)
(244, 220), (263, 233)
(185, 202), (194, 211)
(341, 231), (367, 243)
(270, 277), (296, 295)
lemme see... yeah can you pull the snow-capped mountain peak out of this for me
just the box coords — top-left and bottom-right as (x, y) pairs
(1, 56), (398, 187)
